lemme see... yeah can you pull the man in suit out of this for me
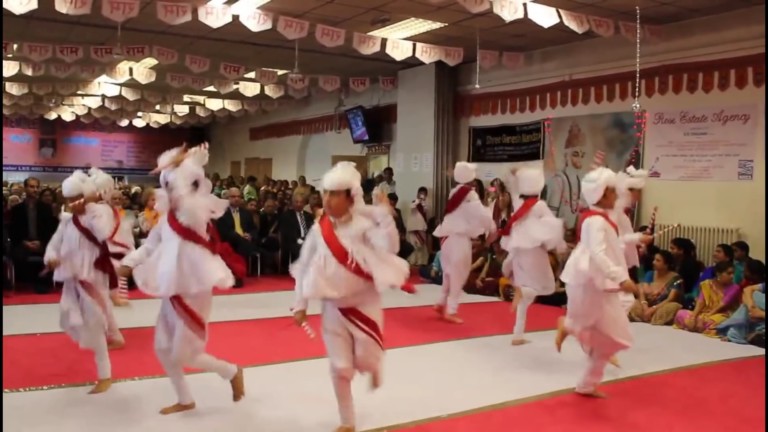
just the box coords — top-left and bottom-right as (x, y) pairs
(8, 177), (58, 293)
(387, 193), (415, 261)
(257, 197), (281, 253)
(279, 194), (313, 272)
(216, 187), (259, 286)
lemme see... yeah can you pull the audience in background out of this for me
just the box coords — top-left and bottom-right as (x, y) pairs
(628, 250), (683, 325)
(419, 250), (443, 285)
(674, 261), (741, 337)
(215, 187), (258, 287)
(717, 282), (765, 347)
(387, 193), (415, 261)
(732, 240), (750, 283)
(279, 194), (313, 271)
(136, 187), (159, 238)
(669, 237), (702, 309)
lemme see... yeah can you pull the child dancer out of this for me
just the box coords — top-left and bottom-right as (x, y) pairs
(43, 170), (120, 394)
(90, 168), (134, 308)
(119, 144), (245, 415)
(433, 162), (496, 324)
(556, 167), (637, 397)
(499, 167), (565, 345)
(291, 162), (412, 432)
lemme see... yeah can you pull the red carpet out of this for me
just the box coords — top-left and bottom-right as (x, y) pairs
(3, 274), (425, 305)
(2, 302), (563, 390)
(398, 357), (766, 432)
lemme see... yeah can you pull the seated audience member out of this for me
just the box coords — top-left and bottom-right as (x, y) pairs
(245, 198), (260, 227)
(279, 194), (313, 270)
(674, 261), (741, 337)
(387, 193), (415, 261)
(731, 240), (750, 284)
(257, 197), (281, 254)
(669, 237), (701, 309)
(136, 187), (159, 238)
(717, 283), (765, 347)
(741, 259), (766, 288)
(305, 190), (323, 220)
(418, 250), (443, 285)
(8, 177), (58, 292)
(629, 250), (683, 325)
(636, 225), (660, 281)
(243, 176), (259, 202)
(463, 239), (513, 302)
(216, 187), (259, 286)
(535, 251), (568, 307)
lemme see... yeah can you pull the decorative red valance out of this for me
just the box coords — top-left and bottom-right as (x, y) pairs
(249, 104), (397, 141)
(455, 52), (765, 118)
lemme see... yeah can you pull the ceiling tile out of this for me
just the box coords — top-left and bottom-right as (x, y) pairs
(376, 0), (441, 16)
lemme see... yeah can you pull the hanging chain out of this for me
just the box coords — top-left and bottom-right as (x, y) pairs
(475, 29), (480, 89)
(632, 6), (641, 112)
(293, 40), (299, 73)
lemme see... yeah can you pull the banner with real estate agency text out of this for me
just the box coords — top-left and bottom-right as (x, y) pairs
(644, 104), (760, 181)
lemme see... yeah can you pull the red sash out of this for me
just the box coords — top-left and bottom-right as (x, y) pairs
(414, 202), (428, 244)
(169, 294), (207, 341)
(167, 211), (246, 280)
(443, 185), (473, 218)
(72, 215), (118, 289)
(575, 209), (619, 243)
(318, 215), (415, 294)
(108, 206), (132, 252)
(338, 307), (384, 350)
(498, 197), (539, 237)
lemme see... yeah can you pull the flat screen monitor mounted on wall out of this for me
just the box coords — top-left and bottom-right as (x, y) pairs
(345, 106), (376, 145)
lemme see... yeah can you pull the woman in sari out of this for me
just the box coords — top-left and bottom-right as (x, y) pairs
(629, 250), (683, 325)
(716, 283), (765, 346)
(674, 261), (741, 337)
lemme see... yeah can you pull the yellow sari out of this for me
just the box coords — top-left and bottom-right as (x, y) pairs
(674, 279), (740, 337)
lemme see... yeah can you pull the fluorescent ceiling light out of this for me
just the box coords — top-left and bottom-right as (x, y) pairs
(94, 74), (123, 84)
(231, 0), (270, 15)
(207, 0), (226, 5)
(367, 18), (447, 40)
(184, 94), (207, 104)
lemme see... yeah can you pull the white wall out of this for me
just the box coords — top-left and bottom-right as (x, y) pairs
(208, 85), (397, 185)
(455, 7), (766, 259)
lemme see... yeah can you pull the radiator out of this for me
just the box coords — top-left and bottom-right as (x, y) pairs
(655, 224), (740, 263)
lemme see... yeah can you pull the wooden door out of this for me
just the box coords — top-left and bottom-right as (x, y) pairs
(244, 157), (260, 178)
(229, 160), (241, 177)
(331, 155), (368, 179)
(258, 158), (273, 181)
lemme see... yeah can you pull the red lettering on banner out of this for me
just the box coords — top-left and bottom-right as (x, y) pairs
(352, 33), (381, 55)
(185, 55), (210, 73)
(152, 46), (178, 65)
(588, 16), (615, 37)
(385, 38), (413, 61)
(55, 45), (83, 63)
(441, 47), (464, 66)
(349, 77), (370, 93)
(277, 16), (309, 40)
(379, 77), (397, 91)
(54, 0), (93, 15)
(157, 1), (192, 25)
(197, 4), (232, 28)
(220, 62), (244, 79)
(318, 75), (340, 92)
(415, 43), (441, 64)
(123, 45), (148, 60)
(315, 24), (345, 48)
(23, 43), (53, 62)
(256, 68), (278, 84)
(90, 46), (115, 62)
(102, 0), (139, 22)
(239, 8), (273, 32)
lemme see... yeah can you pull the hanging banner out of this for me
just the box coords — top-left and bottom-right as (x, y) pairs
(415, 43), (442, 64)
(256, 68), (278, 85)
(469, 121), (543, 164)
(352, 33), (381, 55)
(441, 46), (464, 67)
(3, 0), (37, 14)
(286, 74), (309, 90)
(78, 64), (102, 80)
(492, 0), (524, 23)
(644, 104), (759, 181)
(219, 62), (245, 79)
(21, 62), (44, 76)
(185, 54), (210, 74)
(264, 84), (284, 99)
(238, 8), (273, 32)
(214, 79), (235, 94)
(385, 39), (413, 61)
(237, 81), (260, 97)
(123, 44), (149, 60)
(166, 73), (189, 88)
(101, 0), (139, 23)
(152, 46), (178, 65)
(315, 24), (346, 48)
(479, 50), (500, 69)
(197, 4), (232, 29)
(55, 0), (92, 15)
(318, 75), (340, 92)
(3, 60), (20, 77)
(156, 1), (192, 25)
(560, 10), (590, 34)
(502, 51), (524, 70)
(276, 16), (309, 40)
(90, 46), (115, 63)
(526, 2), (560, 28)
(22, 43), (53, 62)
(379, 76), (397, 91)
(457, 0), (490, 14)
(55, 45), (84, 63)
(49, 63), (75, 78)
(588, 16), (615, 37)
(349, 77), (370, 93)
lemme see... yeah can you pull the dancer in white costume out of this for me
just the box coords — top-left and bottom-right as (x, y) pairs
(556, 167), (637, 397)
(433, 162), (497, 324)
(43, 170), (120, 394)
(614, 167), (654, 280)
(291, 162), (413, 432)
(119, 144), (245, 415)
(500, 167), (566, 345)
(90, 168), (134, 309)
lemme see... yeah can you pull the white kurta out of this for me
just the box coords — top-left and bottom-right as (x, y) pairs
(432, 187), (496, 315)
(560, 209), (633, 356)
(405, 200), (429, 265)
(291, 205), (407, 428)
(44, 205), (117, 379)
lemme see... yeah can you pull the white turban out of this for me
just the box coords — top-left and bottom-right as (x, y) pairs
(62, 170), (96, 198)
(515, 166), (546, 196)
(454, 161), (476, 184)
(581, 167), (617, 206)
(322, 161), (364, 207)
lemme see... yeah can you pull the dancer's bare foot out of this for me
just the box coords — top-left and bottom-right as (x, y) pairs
(159, 402), (196, 415)
(575, 389), (607, 398)
(334, 426), (356, 432)
(88, 378), (112, 394)
(608, 356), (621, 368)
(370, 371), (381, 390)
(107, 339), (125, 350)
(555, 316), (568, 353)
(511, 338), (530, 346)
(230, 367), (245, 402)
(433, 304), (445, 316)
(442, 313), (464, 324)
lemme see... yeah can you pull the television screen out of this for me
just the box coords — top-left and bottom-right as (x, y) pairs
(345, 106), (371, 144)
